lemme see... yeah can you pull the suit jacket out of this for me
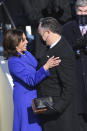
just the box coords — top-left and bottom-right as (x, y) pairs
(62, 20), (87, 114)
(37, 37), (78, 131)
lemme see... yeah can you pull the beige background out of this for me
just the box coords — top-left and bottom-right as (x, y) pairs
(0, 65), (13, 131)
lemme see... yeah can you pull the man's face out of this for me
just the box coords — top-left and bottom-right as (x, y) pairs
(38, 25), (45, 41)
(38, 24), (50, 45)
(77, 5), (87, 15)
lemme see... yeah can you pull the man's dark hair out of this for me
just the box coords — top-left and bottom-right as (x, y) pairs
(3, 29), (24, 59)
(39, 17), (61, 34)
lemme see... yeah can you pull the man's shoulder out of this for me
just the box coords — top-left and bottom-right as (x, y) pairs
(63, 20), (77, 29)
(59, 36), (69, 44)
(59, 37), (74, 54)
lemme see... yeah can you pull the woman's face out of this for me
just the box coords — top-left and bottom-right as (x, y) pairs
(16, 33), (28, 53)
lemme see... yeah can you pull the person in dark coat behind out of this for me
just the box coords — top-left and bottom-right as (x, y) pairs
(62, 0), (87, 130)
(52, 0), (73, 24)
(20, 0), (52, 55)
(37, 17), (79, 131)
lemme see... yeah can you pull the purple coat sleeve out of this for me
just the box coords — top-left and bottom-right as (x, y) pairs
(8, 59), (50, 87)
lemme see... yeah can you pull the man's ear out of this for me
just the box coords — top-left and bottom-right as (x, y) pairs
(16, 46), (19, 51)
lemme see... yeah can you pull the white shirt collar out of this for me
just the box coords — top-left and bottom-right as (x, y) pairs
(50, 36), (61, 49)
(79, 25), (87, 32)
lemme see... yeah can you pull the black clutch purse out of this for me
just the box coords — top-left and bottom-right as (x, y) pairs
(32, 96), (56, 114)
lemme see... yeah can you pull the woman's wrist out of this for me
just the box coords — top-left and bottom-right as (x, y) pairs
(43, 64), (49, 71)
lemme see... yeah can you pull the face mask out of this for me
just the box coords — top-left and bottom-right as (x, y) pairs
(39, 35), (44, 42)
(76, 15), (87, 26)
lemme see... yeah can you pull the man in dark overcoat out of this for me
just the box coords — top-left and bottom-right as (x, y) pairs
(62, 0), (87, 130)
(37, 17), (79, 131)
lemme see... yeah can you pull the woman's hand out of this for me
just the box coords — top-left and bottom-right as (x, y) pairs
(43, 56), (61, 71)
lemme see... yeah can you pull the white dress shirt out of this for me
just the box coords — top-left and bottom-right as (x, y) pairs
(79, 25), (87, 33)
(50, 36), (61, 49)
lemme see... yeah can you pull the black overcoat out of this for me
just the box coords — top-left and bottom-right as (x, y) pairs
(62, 20), (87, 114)
(37, 36), (78, 131)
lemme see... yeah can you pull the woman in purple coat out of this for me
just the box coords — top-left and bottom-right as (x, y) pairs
(2, 29), (60, 131)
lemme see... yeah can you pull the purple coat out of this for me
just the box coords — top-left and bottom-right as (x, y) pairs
(8, 51), (49, 131)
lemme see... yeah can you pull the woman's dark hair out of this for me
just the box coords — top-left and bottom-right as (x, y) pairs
(2, 29), (24, 59)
